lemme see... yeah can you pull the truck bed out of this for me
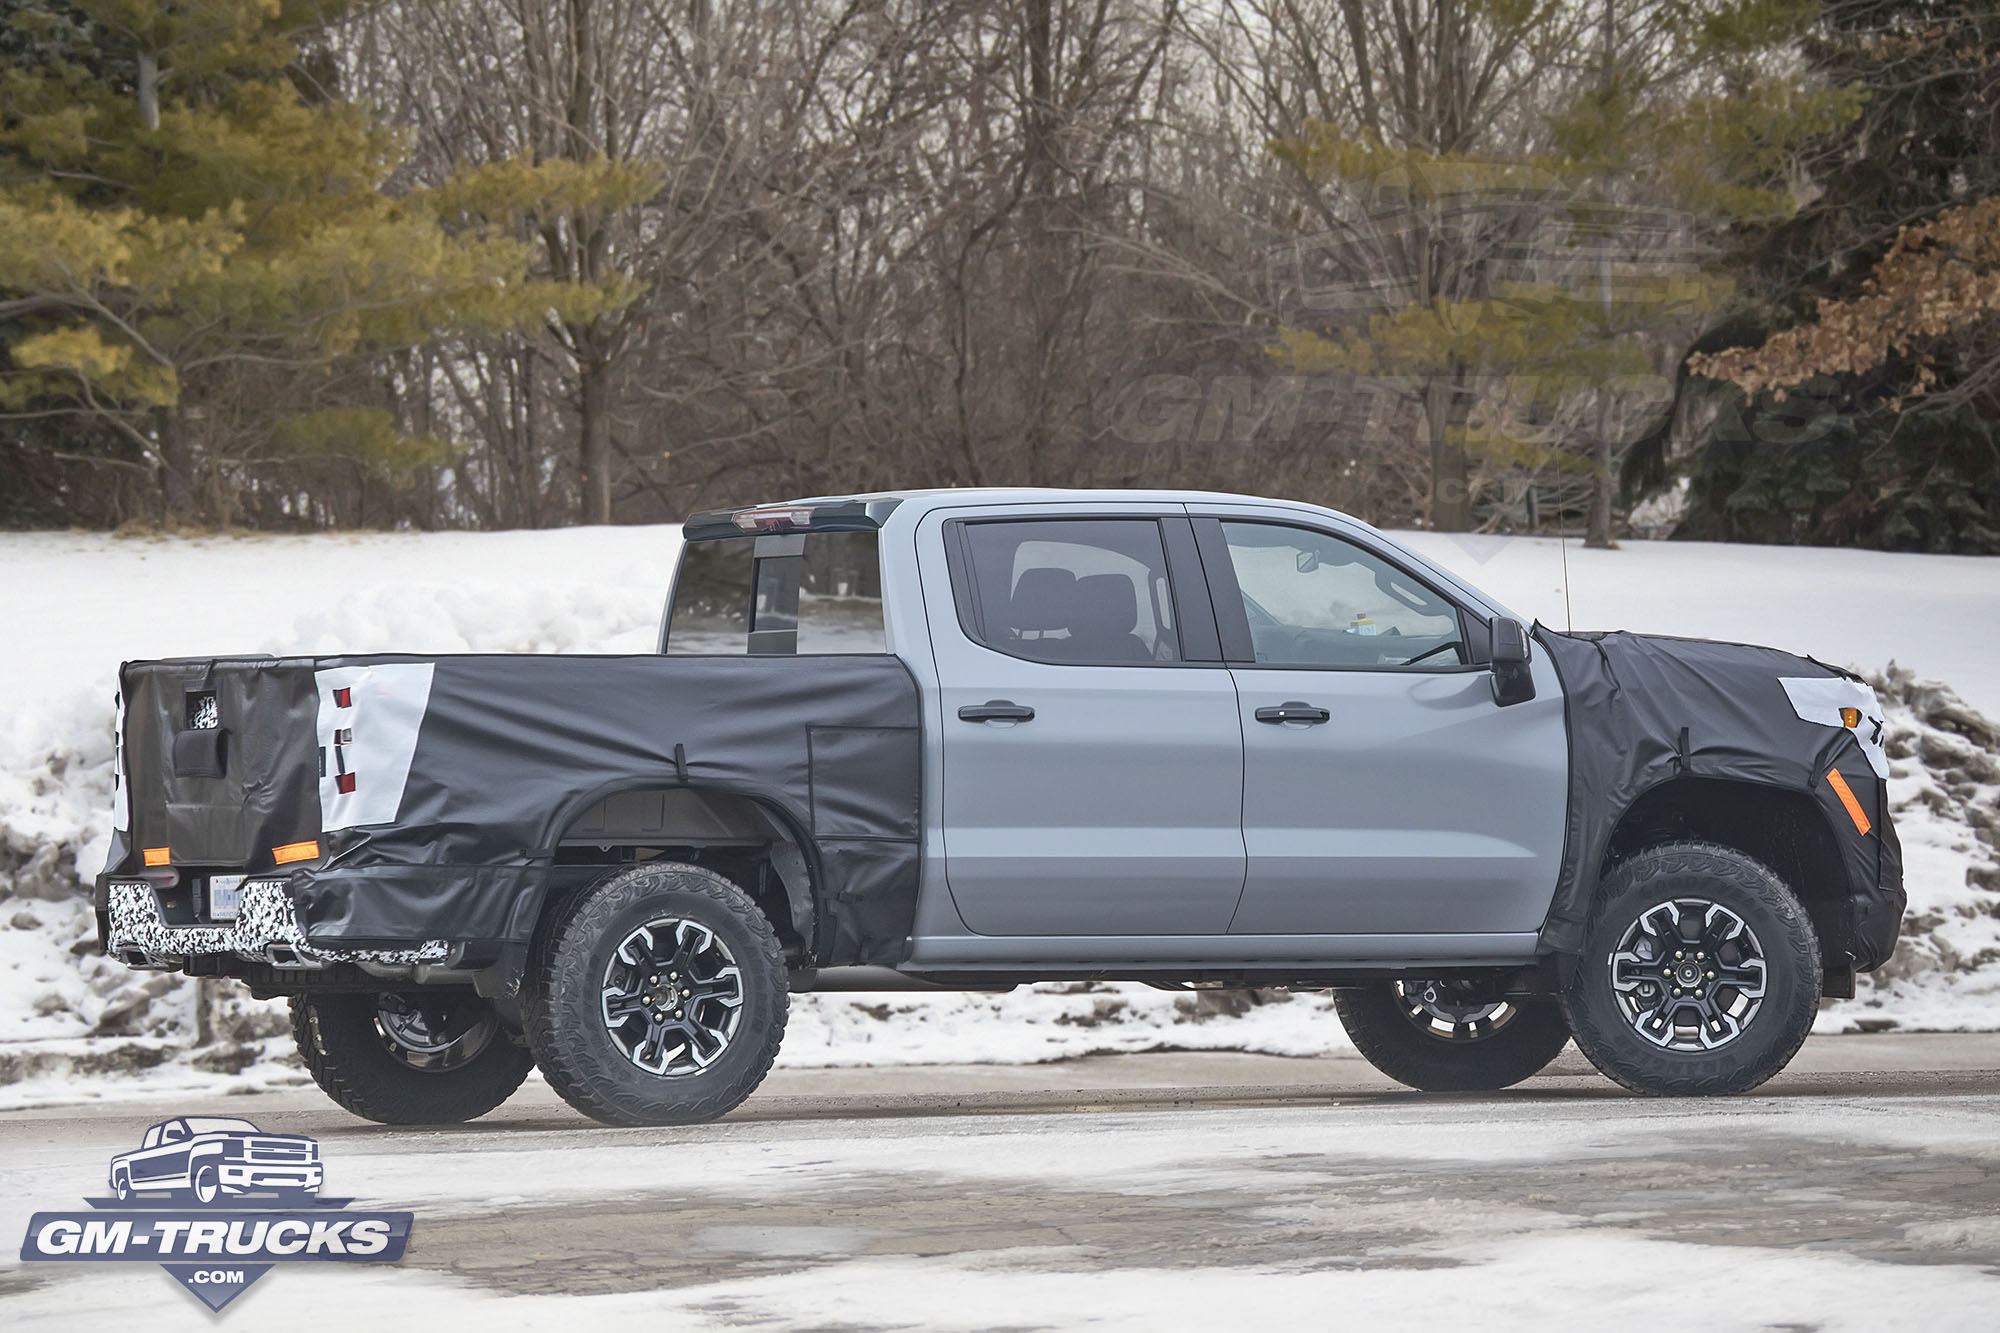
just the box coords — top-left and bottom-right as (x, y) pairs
(104, 653), (921, 967)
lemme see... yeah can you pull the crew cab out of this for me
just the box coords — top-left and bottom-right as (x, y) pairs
(109, 1117), (323, 1203)
(97, 490), (1903, 1124)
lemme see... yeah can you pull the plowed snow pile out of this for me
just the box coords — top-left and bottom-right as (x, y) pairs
(0, 526), (1994, 1106)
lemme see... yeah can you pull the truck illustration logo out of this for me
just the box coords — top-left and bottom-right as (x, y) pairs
(109, 1117), (325, 1205)
(20, 1116), (412, 1313)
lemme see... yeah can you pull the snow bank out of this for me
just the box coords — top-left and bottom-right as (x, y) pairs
(0, 523), (1995, 1103)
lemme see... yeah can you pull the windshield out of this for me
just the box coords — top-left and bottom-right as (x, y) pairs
(181, 1117), (259, 1135)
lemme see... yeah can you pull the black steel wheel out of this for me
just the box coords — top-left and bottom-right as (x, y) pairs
(1334, 977), (1572, 1092)
(1564, 841), (1819, 1096)
(521, 862), (787, 1127)
(292, 991), (534, 1125)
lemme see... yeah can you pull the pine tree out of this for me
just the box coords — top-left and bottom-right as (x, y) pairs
(1667, 0), (2000, 551)
(1265, 0), (1857, 535)
(0, 0), (653, 523)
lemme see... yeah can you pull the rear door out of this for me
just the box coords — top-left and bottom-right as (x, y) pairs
(920, 505), (1246, 936)
(1192, 512), (1569, 937)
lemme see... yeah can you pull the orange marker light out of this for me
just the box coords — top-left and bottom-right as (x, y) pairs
(142, 847), (171, 867)
(1825, 769), (1872, 836)
(272, 840), (321, 865)
(1840, 706), (1862, 728)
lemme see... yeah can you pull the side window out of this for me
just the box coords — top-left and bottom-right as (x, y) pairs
(667, 531), (885, 655)
(1219, 522), (1466, 668)
(957, 519), (1180, 664)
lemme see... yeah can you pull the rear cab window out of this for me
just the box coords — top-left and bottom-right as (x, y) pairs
(666, 528), (886, 655)
(949, 518), (1182, 664)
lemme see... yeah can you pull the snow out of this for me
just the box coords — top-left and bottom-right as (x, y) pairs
(0, 521), (1996, 1100)
(1401, 529), (2000, 720)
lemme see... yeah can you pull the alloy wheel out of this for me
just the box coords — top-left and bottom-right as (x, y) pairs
(373, 993), (499, 1074)
(1395, 978), (1521, 1042)
(599, 918), (745, 1077)
(1609, 899), (1768, 1051)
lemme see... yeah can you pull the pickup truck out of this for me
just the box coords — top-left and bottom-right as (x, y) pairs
(109, 1117), (323, 1203)
(97, 489), (1904, 1125)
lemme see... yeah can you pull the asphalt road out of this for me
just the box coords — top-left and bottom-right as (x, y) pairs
(4, 1034), (2000, 1329)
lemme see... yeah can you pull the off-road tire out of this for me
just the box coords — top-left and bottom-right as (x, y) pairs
(521, 861), (788, 1127)
(291, 992), (534, 1124)
(1563, 841), (1820, 1096)
(1334, 984), (1572, 1091)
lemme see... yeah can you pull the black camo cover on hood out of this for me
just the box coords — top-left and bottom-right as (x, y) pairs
(1533, 627), (1904, 969)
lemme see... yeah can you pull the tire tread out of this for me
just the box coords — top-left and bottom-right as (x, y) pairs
(520, 862), (787, 1127)
(291, 993), (534, 1125)
(1562, 839), (1820, 1097)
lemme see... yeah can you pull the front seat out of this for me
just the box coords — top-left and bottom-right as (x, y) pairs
(1008, 567), (1077, 659)
(1066, 574), (1153, 661)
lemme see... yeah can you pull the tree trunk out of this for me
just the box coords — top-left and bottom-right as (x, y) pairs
(1585, 391), (1617, 548)
(578, 355), (613, 525)
(156, 406), (195, 525)
(137, 51), (160, 132)
(1425, 374), (1472, 531)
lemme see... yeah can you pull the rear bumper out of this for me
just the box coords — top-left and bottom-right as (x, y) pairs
(98, 877), (448, 971)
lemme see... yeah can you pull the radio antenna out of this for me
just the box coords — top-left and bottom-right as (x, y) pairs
(1558, 520), (1574, 631)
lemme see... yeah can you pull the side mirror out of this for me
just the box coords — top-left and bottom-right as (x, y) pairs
(1490, 618), (1536, 707)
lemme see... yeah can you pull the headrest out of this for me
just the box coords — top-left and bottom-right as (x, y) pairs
(1009, 566), (1076, 633)
(1069, 574), (1138, 638)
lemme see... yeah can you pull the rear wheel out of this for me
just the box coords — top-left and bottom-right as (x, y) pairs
(1562, 841), (1819, 1096)
(1334, 977), (1571, 1092)
(521, 862), (787, 1127)
(291, 991), (534, 1124)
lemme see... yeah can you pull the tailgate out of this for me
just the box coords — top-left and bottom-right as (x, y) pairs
(116, 657), (324, 871)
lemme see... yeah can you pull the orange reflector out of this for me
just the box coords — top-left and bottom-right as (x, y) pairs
(272, 840), (321, 865)
(1840, 706), (1861, 728)
(142, 847), (170, 867)
(1825, 769), (1872, 836)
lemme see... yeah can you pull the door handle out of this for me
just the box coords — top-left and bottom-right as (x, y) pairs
(1254, 701), (1330, 725)
(958, 700), (1035, 723)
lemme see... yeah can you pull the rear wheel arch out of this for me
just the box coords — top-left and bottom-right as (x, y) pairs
(544, 784), (820, 961)
(1602, 777), (1851, 974)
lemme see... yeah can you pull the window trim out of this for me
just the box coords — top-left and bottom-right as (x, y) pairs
(1194, 517), (1489, 673)
(942, 515), (1223, 668)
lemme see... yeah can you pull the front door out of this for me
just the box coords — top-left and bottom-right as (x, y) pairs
(925, 510), (1247, 936)
(1197, 516), (1569, 937)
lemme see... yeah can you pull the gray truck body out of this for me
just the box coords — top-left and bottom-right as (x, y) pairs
(97, 489), (1902, 998)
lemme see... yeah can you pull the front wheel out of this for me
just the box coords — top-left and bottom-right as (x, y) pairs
(1334, 978), (1572, 1091)
(1562, 841), (1820, 1096)
(292, 991), (534, 1124)
(191, 1164), (221, 1205)
(521, 862), (788, 1127)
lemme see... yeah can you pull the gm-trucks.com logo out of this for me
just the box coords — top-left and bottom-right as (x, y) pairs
(18, 1116), (413, 1312)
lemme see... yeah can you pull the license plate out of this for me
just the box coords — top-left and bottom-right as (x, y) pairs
(208, 875), (246, 921)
